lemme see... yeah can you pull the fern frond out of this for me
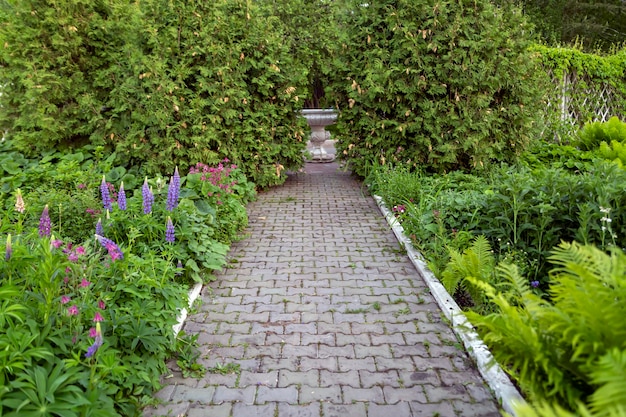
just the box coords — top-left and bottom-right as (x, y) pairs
(441, 235), (495, 307)
(546, 242), (626, 363)
(589, 349), (626, 416)
(442, 248), (465, 294)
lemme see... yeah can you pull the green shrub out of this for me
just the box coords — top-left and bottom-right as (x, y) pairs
(329, 0), (546, 177)
(0, 0), (311, 189)
(368, 159), (626, 282)
(466, 242), (626, 415)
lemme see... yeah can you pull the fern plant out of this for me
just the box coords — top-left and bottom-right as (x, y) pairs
(466, 242), (626, 414)
(441, 235), (495, 312)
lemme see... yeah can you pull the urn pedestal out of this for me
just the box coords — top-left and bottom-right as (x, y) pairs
(302, 109), (337, 163)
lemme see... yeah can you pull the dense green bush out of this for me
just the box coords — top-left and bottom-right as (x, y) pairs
(0, 0), (311, 188)
(329, 0), (546, 177)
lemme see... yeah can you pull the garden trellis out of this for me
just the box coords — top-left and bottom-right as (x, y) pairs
(545, 69), (625, 139)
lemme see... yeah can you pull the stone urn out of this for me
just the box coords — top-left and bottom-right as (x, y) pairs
(302, 108), (337, 163)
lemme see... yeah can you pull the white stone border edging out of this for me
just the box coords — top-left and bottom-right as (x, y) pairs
(173, 282), (204, 336)
(374, 195), (526, 416)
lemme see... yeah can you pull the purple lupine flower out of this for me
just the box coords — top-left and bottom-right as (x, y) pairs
(85, 322), (103, 358)
(118, 182), (127, 211)
(100, 176), (112, 211)
(142, 177), (154, 214)
(39, 205), (51, 237)
(165, 216), (175, 243)
(95, 234), (124, 261)
(95, 218), (103, 236)
(5, 234), (12, 261)
(531, 280), (540, 288)
(166, 167), (181, 211)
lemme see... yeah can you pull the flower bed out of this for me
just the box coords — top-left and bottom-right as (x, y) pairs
(0, 159), (256, 416)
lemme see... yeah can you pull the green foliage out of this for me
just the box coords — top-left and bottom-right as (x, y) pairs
(466, 242), (626, 414)
(329, 0), (546, 177)
(441, 236), (495, 311)
(368, 157), (626, 283)
(0, 0), (311, 189)
(575, 117), (626, 151)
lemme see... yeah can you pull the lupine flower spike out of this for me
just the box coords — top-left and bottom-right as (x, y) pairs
(118, 182), (127, 211)
(166, 167), (181, 211)
(100, 176), (112, 211)
(14, 189), (25, 213)
(39, 205), (51, 237)
(95, 234), (124, 261)
(95, 218), (103, 236)
(142, 177), (154, 214)
(5, 234), (11, 261)
(85, 322), (103, 358)
(165, 216), (175, 243)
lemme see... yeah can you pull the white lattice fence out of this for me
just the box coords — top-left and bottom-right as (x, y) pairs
(544, 69), (625, 139)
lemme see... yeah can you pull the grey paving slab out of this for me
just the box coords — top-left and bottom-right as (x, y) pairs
(143, 155), (502, 417)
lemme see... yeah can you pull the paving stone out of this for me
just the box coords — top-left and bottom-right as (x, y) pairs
(301, 333), (335, 345)
(232, 403), (276, 417)
(409, 401), (457, 417)
(143, 402), (190, 417)
(238, 370), (279, 387)
(277, 403), (321, 417)
(368, 403), (412, 417)
(298, 357), (339, 372)
(278, 370), (320, 387)
(354, 344), (392, 359)
(398, 370), (441, 387)
(299, 385), (343, 403)
(342, 386), (384, 404)
(358, 370), (400, 388)
(256, 386), (298, 404)
(172, 385), (215, 403)
(423, 383), (472, 403)
(450, 400), (501, 417)
(212, 386), (256, 404)
(322, 403), (368, 417)
(186, 404), (233, 417)
(383, 386), (427, 404)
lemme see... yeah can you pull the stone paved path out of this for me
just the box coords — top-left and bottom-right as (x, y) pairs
(144, 159), (501, 417)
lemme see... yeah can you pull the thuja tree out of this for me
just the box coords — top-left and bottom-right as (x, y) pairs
(0, 0), (310, 188)
(0, 0), (142, 153)
(329, 0), (547, 176)
(108, 0), (310, 187)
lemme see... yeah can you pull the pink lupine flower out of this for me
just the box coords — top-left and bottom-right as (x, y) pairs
(14, 189), (25, 213)
(79, 278), (91, 288)
(93, 312), (104, 322)
(89, 327), (98, 338)
(61, 295), (71, 304)
(98, 300), (106, 310)
(67, 305), (79, 316)
(52, 239), (64, 249)
(76, 246), (85, 256)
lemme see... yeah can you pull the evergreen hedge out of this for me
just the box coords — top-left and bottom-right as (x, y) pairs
(0, 0), (310, 188)
(329, 0), (547, 177)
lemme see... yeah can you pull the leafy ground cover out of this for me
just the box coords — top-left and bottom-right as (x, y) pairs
(0, 143), (256, 416)
(368, 118), (626, 416)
